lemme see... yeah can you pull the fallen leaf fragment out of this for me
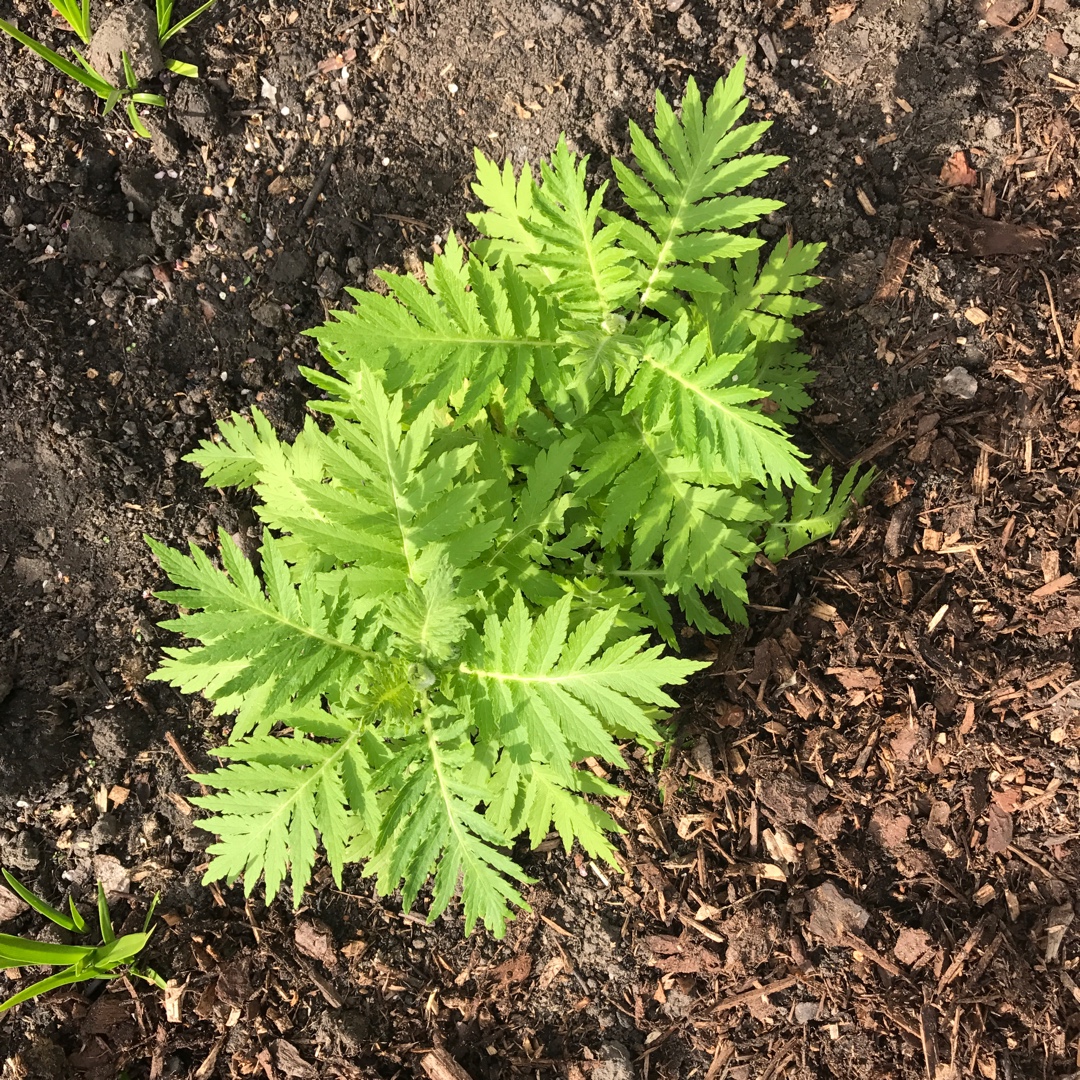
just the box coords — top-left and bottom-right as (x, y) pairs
(983, 0), (1027, 25)
(294, 918), (338, 968)
(828, 1), (857, 21)
(940, 150), (978, 187)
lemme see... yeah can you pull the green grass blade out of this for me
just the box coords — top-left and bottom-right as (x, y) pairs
(90, 932), (151, 968)
(159, 0), (216, 45)
(68, 895), (87, 934)
(96, 883), (115, 944)
(131, 92), (167, 106)
(156, 0), (174, 42)
(0, 933), (96, 967)
(165, 56), (199, 78)
(0, 966), (101, 1014)
(1, 870), (81, 934)
(141, 892), (161, 935)
(134, 964), (167, 990)
(51, 0), (92, 43)
(103, 87), (123, 116)
(121, 49), (137, 90)
(0, 19), (112, 97)
(126, 101), (153, 139)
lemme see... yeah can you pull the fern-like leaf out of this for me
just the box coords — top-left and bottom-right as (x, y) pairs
(613, 58), (787, 317)
(762, 464), (874, 561)
(190, 715), (378, 901)
(471, 139), (637, 321)
(577, 420), (767, 632)
(149, 62), (871, 940)
(147, 531), (377, 738)
(457, 594), (705, 776)
(369, 712), (530, 936)
(307, 234), (556, 425)
(618, 322), (811, 488)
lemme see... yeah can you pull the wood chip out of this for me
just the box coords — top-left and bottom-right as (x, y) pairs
(164, 980), (185, 1023)
(1032, 573), (1075, 598)
(931, 215), (1048, 257)
(422, 1049), (475, 1080)
(873, 237), (918, 301)
(937, 915), (995, 992)
(714, 974), (802, 1013)
(985, 803), (1013, 854)
(855, 186), (877, 215)
(1046, 904), (1074, 963)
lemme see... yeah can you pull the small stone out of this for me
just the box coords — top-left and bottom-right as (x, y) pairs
(5, 832), (41, 872)
(594, 1044), (634, 1080)
(91, 813), (121, 848)
(940, 365), (978, 400)
(677, 10), (701, 37)
(335, 102), (353, 123)
(251, 301), (284, 329)
(317, 266), (345, 297)
(101, 285), (125, 308)
(0, 883), (28, 923)
(3, 204), (23, 229)
(794, 1001), (820, 1023)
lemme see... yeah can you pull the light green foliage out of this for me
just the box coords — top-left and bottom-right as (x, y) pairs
(0, 0), (214, 137)
(149, 61), (870, 937)
(0, 870), (164, 1013)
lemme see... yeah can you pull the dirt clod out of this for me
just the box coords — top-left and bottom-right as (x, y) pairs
(86, 2), (163, 86)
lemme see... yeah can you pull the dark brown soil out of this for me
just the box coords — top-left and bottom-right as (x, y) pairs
(2, 0), (1080, 1078)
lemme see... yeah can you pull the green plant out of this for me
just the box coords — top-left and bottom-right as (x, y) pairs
(147, 60), (870, 937)
(0, 869), (164, 1014)
(0, 0), (214, 136)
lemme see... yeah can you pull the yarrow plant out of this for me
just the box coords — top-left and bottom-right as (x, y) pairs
(148, 60), (870, 936)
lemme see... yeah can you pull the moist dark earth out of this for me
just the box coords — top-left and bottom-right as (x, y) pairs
(2, 0), (1080, 1077)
